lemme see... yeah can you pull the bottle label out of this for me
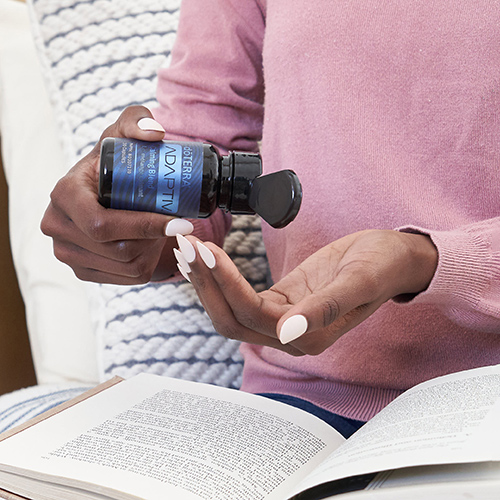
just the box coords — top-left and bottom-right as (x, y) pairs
(110, 138), (204, 217)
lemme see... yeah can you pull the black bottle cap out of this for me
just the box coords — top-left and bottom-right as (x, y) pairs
(248, 170), (302, 228)
(228, 152), (263, 213)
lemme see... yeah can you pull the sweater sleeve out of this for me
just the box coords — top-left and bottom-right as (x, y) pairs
(151, 0), (265, 248)
(152, 0), (265, 152)
(397, 218), (500, 333)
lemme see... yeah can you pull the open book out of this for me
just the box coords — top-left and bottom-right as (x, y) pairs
(0, 365), (499, 500)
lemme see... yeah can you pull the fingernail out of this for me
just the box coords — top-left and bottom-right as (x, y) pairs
(196, 241), (216, 269)
(166, 219), (194, 237)
(279, 315), (308, 344)
(176, 234), (196, 263)
(173, 248), (191, 273)
(138, 117), (165, 132)
(177, 263), (191, 283)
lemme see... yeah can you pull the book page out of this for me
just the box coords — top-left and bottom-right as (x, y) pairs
(319, 463), (500, 500)
(369, 461), (500, 490)
(291, 365), (500, 497)
(0, 374), (344, 500)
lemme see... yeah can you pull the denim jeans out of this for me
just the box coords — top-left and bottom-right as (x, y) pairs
(259, 393), (365, 438)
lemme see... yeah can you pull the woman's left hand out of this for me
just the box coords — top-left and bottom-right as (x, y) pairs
(175, 229), (438, 356)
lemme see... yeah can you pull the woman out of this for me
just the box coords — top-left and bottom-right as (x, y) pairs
(41, 0), (500, 436)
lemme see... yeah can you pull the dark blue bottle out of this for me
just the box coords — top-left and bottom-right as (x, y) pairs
(99, 137), (302, 228)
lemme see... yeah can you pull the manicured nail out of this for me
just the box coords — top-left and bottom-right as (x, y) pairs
(177, 263), (191, 283)
(196, 241), (216, 269)
(137, 117), (165, 132)
(176, 234), (196, 263)
(166, 218), (194, 237)
(173, 248), (191, 273)
(279, 315), (308, 344)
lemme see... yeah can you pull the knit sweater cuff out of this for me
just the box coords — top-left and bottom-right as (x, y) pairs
(395, 225), (492, 311)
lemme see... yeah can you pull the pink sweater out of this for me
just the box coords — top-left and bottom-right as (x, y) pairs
(154, 0), (500, 421)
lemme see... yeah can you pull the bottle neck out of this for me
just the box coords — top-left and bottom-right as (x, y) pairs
(218, 154), (233, 212)
(218, 152), (263, 214)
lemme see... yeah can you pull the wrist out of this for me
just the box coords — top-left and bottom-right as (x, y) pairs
(394, 232), (438, 301)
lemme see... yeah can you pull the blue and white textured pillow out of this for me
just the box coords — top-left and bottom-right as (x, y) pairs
(96, 215), (269, 388)
(27, 0), (270, 389)
(0, 384), (90, 435)
(27, 0), (181, 165)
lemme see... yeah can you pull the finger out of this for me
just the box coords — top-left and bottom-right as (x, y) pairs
(276, 271), (385, 352)
(80, 106), (166, 168)
(49, 173), (173, 242)
(53, 238), (166, 280)
(187, 236), (287, 335)
(43, 203), (157, 262)
(70, 265), (159, 286)
(177, 236), (302, 354)
(278, 302), (382, 355)
(101, 105), (166, 142)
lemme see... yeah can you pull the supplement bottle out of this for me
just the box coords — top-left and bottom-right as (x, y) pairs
(98, 138), (302, 228)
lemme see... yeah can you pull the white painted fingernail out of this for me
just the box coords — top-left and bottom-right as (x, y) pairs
(138, 117), (165, 132)
(177, 263), (191, 283)
(196, 241), (216, 269)
(173, 248), (191, 273)
(176, 234), (196, 263)
(279, 315), (308, 344)
(166, 219), (194, 237)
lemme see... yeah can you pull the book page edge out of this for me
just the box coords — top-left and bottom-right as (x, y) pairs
(0, 376), (124, 443)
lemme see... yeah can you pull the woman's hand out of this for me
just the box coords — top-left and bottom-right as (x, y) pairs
(41, 106), (192, 284)
(175, 229), (438, 355)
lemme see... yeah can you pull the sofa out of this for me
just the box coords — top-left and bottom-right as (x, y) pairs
(0, 0), (269, 431)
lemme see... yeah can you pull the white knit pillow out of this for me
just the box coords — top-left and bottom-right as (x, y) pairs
(27, 0), (270, 388)
(28, 0), (179, 165)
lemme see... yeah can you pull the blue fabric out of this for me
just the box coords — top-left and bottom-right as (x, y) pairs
(259, 393), (365, 438)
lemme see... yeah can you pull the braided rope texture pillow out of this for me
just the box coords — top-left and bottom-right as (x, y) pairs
(28, 0), (270, 389)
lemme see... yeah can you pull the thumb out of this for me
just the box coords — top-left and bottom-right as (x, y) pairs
(276, 275), (382, 347)
(87, 105), (166, 177)
(100, 105), (166, 145)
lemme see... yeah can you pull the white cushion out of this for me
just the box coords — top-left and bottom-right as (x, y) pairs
(0, 0), (99, 385)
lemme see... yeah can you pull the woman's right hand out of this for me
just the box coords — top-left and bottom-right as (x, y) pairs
(41, 105), (191, 284)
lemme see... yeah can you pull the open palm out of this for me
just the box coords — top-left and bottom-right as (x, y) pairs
(178, 229), (437, 356)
